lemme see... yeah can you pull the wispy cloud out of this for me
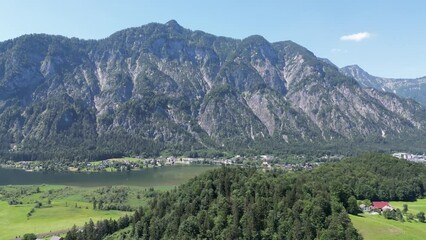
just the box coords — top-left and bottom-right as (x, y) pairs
(340, 32), (371, 42)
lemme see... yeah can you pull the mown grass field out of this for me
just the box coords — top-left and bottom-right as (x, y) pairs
(390, 199), (426, 214)
(0, 201), (126, 240)
(351, 199), (426, 240)
(0, 185), (149, 240)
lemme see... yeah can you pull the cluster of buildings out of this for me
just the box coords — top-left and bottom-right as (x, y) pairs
(92, 159), (140, 171)
(163, 154), (325, 171)
(164, 156), (218, 165)
(1, 160), (42, 172)
(2, 153), (334, 173)
(280, 162), (321, 171)
(359, 201), (393, 212)
(392, 152), (426, 163)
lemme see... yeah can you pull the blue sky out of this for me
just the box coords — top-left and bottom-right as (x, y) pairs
(1, 0), (425, 78)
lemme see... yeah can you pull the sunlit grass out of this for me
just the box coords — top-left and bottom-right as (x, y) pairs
(351, 199), (426, 240)
(0, 200), (127, 240)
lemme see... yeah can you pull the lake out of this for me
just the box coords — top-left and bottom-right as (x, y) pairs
(0, 165), (217, 187)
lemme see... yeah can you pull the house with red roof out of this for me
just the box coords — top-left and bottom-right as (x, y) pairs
(371, 201), (393, 211)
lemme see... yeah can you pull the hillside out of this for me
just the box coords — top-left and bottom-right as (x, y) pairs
(341, 65), (426, 106)
(0, 20), (425, 161)
(66, 153), (426, 239)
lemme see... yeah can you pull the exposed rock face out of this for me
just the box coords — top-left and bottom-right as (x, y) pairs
(341, 65), (426, 106)
(0, 21), (425, 159)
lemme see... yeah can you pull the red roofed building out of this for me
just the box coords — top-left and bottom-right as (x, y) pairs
(371, 201), (393, 211)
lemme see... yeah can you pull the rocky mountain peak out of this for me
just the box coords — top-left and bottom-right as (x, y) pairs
(165, 19), (181, 28)
(341, 64), (368, 75)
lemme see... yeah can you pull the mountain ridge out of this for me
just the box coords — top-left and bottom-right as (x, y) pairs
(0, 20), (425, 160)
(341, 64), (426, 106)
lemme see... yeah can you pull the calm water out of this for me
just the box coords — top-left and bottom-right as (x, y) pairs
(0, 165), (217, 187)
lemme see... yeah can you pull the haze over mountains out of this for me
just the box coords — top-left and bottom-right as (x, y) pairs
(341, 64), (426, 107)
(0, 20), (425, 160)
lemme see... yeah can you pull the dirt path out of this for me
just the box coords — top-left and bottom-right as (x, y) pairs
(36, 228), (70, 238)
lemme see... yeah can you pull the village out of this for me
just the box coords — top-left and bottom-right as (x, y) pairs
(2, 152), (424, 173)
(0, 154), (329, 173)
(392, 152), (426, 163)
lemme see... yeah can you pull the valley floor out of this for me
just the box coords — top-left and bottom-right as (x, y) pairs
(0, 185), (156, 240)
(0, 201), (126, 240)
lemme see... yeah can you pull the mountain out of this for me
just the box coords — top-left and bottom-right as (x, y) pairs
(0, 20), (425, 161)
(341, 65), (426, 106)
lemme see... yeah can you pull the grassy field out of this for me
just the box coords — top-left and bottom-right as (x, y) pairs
(351, 199), (426, 240)
(0, 185), (155, 240)
(390, 199), (426, 214)
(0, 201), (126, 240)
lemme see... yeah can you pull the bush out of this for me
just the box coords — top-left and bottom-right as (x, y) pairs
(22, 233), (37, 240)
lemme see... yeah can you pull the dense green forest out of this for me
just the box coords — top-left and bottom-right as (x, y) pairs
(2, 131), (425, 162)
(64, 153), (426, 240)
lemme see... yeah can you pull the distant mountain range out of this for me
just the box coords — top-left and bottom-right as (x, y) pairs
(341, 65), (426, 106)
(0, 20), (425, 160)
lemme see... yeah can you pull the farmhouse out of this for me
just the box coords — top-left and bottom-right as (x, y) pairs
(371, 201), (393, 211)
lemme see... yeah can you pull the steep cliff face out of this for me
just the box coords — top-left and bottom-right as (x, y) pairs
(341, 65), (426, 106)
(0, 20), (425, 160)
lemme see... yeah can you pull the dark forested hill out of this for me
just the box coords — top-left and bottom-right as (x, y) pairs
(66, 153), (426, 239)
(0, 20), (425, 161)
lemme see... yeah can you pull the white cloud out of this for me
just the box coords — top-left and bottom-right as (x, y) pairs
(340, 32), (371, 42)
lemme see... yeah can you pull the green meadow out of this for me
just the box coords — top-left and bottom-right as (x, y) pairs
(390, 199), (426, 214)
(0, 184), (162, 240)
(0, 185), (132, 240)
(351, 199), (426, 240)
(0, 201), (126, 240)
